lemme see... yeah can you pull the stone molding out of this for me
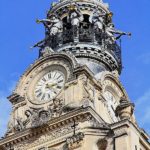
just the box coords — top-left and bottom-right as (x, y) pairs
(0, 107), (108, 149)
(50, 0), (109, 18)
(57, 43), (120, 73)
(111, 119), (150, 147)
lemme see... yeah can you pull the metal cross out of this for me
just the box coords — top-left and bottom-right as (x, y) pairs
(71, 119), (79, 136)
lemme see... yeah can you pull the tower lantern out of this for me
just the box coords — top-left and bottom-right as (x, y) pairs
(34, 0), (128, 75)
(0, 0), (149, 150)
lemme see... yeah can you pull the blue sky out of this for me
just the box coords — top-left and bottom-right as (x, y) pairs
(0, 0), (150, 137)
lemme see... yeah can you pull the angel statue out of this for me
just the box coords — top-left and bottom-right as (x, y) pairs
(89, 8), (114, 43)
(67, 2), (84, 40)
(67, 2), (84, 27)
(105, 23), (131, 42)
(89, 9), (106, 32)
(32, 13), (63, 49)
(36, 13), (63, 36)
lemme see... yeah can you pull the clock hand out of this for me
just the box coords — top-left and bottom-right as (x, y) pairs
(51, 87), (58, 94)
(46, 83), (57, 89)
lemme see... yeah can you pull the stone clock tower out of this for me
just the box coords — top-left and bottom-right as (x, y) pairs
(0, 0), (150, 150)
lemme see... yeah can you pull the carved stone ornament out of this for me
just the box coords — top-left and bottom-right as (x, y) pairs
(30, 98), (64, 127)
(116, 96), (135, 121)
(8, 93), (25, 104)
(66, 132), (84, 150)
(48, 98), (64, 118)
(79, 74), (95, 102)
(6, 113), (29, 136)
(6, 98), (65, 135)
(12, 124), (74, 150)
(41, 46), (54, 57)
(19, 108), (51, 129)
(97, 138), (108, 150)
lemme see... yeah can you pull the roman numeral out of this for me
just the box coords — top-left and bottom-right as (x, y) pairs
(53, 72), (57, 78)
(52, 89), (58, 94)
(42, 77), (46, 82)
(57, 85), (62, 89)
(48, 73), (51, 79)
(57, 75), (62, 80)
(41, 94), (45, 100)
(58, 80), (63, 83)
(35, 89), (42, 93)
(37, 92), (42, 98)
(48, 93), (51, 99)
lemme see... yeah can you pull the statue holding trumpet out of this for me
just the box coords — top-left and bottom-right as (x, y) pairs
(67, 2), (84, 27)
(89, 10), (105, 32)
(32, 13), (63, 48)
(90, 7), (131, 42)
(36, 13), (63, 36)
(105, 23), (131, 42)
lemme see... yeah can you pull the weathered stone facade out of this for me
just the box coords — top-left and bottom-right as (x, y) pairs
(0, 0), (149, 150)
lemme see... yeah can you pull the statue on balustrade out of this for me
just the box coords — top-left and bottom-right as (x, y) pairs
(89, 9), (131, 44)
(36, 13), (63, 36)
(105, 23), (131, 43)
(32, 13), (63, 48)
(89, 9), (113, 43)
(89, 9), (105, 32)
(67, 2), (84, 40)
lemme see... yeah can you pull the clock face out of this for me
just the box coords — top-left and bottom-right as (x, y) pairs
(104, 91), (119, 122)
(34, 70), (65, 102)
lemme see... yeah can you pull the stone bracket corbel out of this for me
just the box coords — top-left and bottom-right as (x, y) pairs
(7, 93), (25, 105)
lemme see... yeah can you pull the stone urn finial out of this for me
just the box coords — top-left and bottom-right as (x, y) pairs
(116, 96), (135, 121)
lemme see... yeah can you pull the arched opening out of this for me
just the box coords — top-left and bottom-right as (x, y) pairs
(62, 14), (94, 44)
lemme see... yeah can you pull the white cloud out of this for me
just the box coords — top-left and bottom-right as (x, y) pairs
(8, 81), (17, 93)
(135, 89), (150, 135)
(137, 52), (150, 64)
(136, 89), (150, 106)
(0, 81), (16, 137)
(0, 97), (10, 137)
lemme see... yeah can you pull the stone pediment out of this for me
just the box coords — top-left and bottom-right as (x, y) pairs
(0, 107), (109, 149)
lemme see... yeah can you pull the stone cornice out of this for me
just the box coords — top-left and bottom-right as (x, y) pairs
(0, 107), (108, 147)
(110, 119), (150, 147)
(50, 0), (109, 16)
(56, 43), (120, 72)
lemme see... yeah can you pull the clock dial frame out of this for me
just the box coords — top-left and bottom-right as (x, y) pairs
(26, 65), (67, 105)
(34, 70), (65, 102)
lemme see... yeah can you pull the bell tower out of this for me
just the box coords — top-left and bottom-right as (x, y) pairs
(0, 0), (149, 150)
